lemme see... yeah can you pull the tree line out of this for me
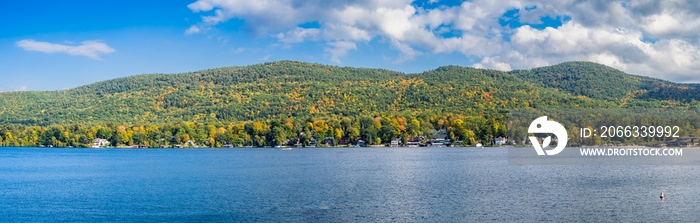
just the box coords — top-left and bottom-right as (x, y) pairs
(0, 113), (508, 148)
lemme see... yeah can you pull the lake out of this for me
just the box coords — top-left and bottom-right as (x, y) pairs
(1, 147), (698, 222)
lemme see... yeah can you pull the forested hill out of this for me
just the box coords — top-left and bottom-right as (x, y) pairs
(0, 60), (697, 126)
(509, 61), (700, 103)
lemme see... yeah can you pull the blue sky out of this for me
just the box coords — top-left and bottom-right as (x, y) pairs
(2, 0), (700, 91)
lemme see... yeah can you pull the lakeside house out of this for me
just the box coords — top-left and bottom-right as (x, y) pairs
(308, 138), (317, 147)
(406, 137), (421, 147)
(184, 140), (198, 148)
(431, 139), (450, 147)
(430, 129), (448, 140)
(495, 137), (507, 145)
(406, 141), (420, 147)
(92, 138), (110, 148)
(430, 129), (450, 147)
(339, 137), (350, 145)
(323, 137), (335, 146)
(650, 135), (699, 147)
(390, 138), (401, 147)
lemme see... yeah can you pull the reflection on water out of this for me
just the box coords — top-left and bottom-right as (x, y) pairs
(0, 147), (698, 221)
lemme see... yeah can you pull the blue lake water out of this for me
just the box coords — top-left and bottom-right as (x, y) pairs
(1, 147), (699, 222)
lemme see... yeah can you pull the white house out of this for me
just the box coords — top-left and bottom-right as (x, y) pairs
(92, 138), (110, 148)
(494, 137), (507, 145)
(391, 138), (401, 147)
(184, 140), (198, 148)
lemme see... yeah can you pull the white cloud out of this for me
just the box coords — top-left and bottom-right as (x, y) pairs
(0, 86), (30, 92)
(185, 25), (201, 34)
(626, 0), (700, 40)
(16, 39), (115, 60)
(479, 21), (700, 81)
(14, 86), (29, 91)
(277, 28), (321, 43)
(325, 41), (357, 63)
(186, 0), (700, 81)
(474, 57), (513, 71)
(258, 55), (271, 61)
(232, 47), (246, 53)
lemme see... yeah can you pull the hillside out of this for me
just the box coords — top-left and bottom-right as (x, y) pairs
(0, 60), (616, 126)
(509, 61), (700, 104)
(2, 60), (700, 148)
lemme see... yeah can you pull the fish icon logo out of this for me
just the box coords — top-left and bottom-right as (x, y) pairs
(528, 116), (568, 155)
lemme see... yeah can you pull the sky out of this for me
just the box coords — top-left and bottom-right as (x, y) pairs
(2, 0), (700, 91)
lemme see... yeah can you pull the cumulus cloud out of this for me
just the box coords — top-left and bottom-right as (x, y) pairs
(626, 0), (700, 40)
(0, 86), (30, 92)
(474, 57), (513, 71)
(187, 0), (700, 82)
(258, 55), (271, 61)
(185, 25), (201, 34)
(326, 41), (357, 63)
(16, 40), (115, 60)
(498, 20), (700, 81)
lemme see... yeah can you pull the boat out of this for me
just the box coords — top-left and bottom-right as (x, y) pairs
(474, 143), (483, 148)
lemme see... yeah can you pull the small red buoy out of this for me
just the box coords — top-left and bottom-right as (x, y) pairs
(660, 192), (664, 199)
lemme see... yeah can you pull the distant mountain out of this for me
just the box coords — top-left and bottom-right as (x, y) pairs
(0, 60), (697, 126)
(509, 61), (700, 103)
